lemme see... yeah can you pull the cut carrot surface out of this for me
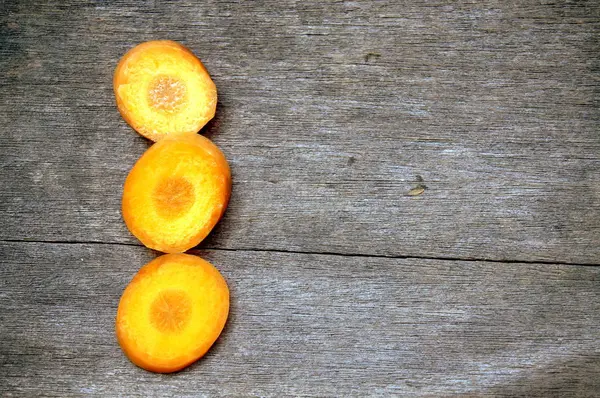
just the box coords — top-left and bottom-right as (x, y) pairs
(122, 133), (231, 253)
(114, 40), (217, 141)
(116, 253), (230, 373)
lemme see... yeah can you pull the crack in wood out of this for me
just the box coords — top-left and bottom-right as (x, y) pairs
(1, 239), (597, 267)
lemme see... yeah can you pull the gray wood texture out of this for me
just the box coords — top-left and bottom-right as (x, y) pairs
(1, 0), (599, 264)
(1, 0), (599, 396)
(1, 242), (599, 397)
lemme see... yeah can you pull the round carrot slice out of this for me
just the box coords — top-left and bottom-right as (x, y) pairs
(116, 253), (229, 373)
(114, 40), (217, 141)
(122, 133), (231, 253)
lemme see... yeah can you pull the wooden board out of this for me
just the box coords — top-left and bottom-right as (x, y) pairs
(1, 1), (599, 264)
(1, 241), (599, 396)
(1, 0), (599, 396)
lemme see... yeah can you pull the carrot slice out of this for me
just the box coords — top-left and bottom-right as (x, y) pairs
(116, 253), (229, 373)
(114, 40), (217, 141)
(122, 133), (231, 253)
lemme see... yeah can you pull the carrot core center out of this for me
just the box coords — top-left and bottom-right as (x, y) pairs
(148, 75), (187, 113)
(150, 289), (192, 333)
(153, 177), (195, 218)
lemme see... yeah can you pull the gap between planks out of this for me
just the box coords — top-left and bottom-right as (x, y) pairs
(1, 238), (598, 268)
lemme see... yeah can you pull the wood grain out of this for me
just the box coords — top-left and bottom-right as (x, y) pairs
(0, 241), (598, 397)
(1, 1), (599, 396)
(1, 1), (599, 264)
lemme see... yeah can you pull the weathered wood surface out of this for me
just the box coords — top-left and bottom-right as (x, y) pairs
(1, 1), (599, 264)
(1, 241), (599, 397)
(1, 0), (599, 396)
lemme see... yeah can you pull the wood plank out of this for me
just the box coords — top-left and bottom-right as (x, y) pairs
(0, 241), (598, 396)
(1, 2), (599, 264)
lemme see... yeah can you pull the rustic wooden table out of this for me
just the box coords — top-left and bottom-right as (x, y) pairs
(1, 1), (599, 396)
